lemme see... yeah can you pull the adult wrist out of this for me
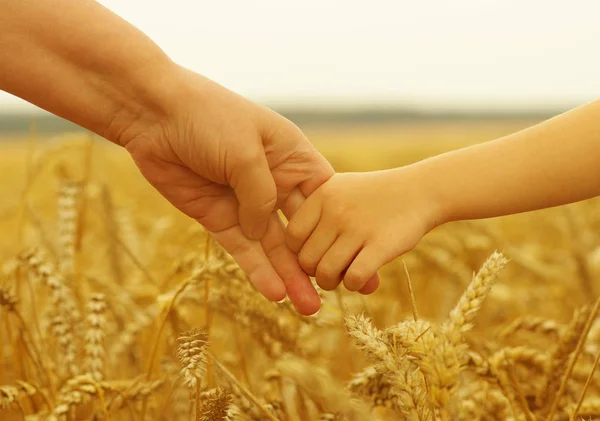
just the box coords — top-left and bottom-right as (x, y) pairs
(100, 55), (182, 148)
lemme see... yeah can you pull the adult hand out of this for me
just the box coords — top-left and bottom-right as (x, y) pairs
(0, 0), (379, 314)
(120, 66), (339, 314)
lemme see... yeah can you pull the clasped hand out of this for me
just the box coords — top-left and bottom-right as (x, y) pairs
(119, 67), (379, 315)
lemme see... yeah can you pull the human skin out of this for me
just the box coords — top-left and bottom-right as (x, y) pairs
(0, 0), (378, 315)
(286, 100), (600, 292)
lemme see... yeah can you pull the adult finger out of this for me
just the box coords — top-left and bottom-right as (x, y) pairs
(210, 225), (286, 302)
(231, 148), (277, 240)
(262, 212), (321, 315)
(261, 116), (334, 201)
(298, 149), (336, 197)
(281, 187), (305, 221)
(315, 235), (363, 291)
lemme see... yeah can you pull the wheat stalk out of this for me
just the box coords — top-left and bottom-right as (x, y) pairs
(85, 293), (107, 381)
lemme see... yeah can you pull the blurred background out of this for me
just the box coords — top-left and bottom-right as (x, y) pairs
(4, 5), (600, 420)
(1, 0), (599, 168)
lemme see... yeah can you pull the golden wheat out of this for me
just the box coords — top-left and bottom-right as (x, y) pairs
(1, 129), (600, 420)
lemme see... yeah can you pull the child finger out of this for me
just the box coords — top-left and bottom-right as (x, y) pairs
(285, 196), (322, 253)
(315, 235), (363, 291)
(344, 244), (387, 292)
(358, 273), (380, 295)
(298, 224), (338, 277)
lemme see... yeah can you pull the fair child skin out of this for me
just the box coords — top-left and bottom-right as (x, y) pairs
(286, 100), (600, 293)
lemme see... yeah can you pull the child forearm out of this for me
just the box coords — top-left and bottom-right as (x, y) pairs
(285, 100), (600, 293)
(419, 100), (600, 227)
(0, 0), (177, 144)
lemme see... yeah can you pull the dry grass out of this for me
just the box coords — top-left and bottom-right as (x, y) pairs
(1, 120), (600, 420)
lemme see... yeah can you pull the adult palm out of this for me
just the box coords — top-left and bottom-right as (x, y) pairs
(123, 69), (334, 314)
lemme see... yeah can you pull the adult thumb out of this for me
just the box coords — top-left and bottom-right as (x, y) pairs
(232, 150), (277, 240)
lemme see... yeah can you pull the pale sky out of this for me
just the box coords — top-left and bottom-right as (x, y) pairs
(1, 0), (599, 111)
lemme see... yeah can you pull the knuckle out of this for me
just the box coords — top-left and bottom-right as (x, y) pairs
(317, 278), (339, 291)
(237, 147), (261, 167)
(252, 193), (277, 214)
(326, 202), (352, 222)
(316, 259), (344, 291)
(345, 267), (368, 287)
(320, 186), (337, 204)
(316, 263), (337, 284)
(286, 220), (303, 242)
(175, 195), (208, 219)
(365, 236), (385, 252)
(226, 237), (253, 258)
(286, 226), (305, 253)
(298, 250), (318, 275)
(263, 241), (287, 262)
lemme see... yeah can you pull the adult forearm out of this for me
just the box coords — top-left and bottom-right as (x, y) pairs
(417, 100), (600, 226)
(0, 0), (177, 144)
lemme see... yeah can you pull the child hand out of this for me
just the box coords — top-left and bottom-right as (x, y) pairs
(285, 168), (438, 293)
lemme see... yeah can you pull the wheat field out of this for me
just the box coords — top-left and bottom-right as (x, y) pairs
(1, 119), (600, 421)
